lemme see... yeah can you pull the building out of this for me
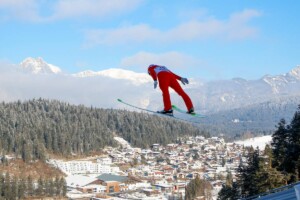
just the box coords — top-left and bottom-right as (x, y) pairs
(49, 159), (113, 174)
(92, 173), (140, 193)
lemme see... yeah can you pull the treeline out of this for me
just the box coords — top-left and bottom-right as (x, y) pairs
(218, 105), (300, 199)
(0, 172), (66, 200)
(0, 98), (208, 162)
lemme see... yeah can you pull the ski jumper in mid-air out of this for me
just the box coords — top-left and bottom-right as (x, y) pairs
(147, 64), (194, 115)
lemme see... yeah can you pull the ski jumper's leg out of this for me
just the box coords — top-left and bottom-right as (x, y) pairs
(169, 76), (194, 111)
(158, 72), (172, 111)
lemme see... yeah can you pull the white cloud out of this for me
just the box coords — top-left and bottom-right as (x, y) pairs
(226, 9), (262, 40)
(50, 0), (143, 20)
(84, 9), (262, 46)
(120, 51), (201, 71)
(84, 24), (161, 47)
(0, 0), (42, 22)
(0, 0), (143, 22)
(120, 52), (226, 80)
(177, 8), (208, 21)
(167, 9), (261, 41)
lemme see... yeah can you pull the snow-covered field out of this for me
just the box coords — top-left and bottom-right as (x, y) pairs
(234, 135), (272, 150)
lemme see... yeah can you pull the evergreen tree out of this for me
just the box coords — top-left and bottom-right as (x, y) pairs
(55, 176), (61, 196)
(222, 157), (226, 167)
(3, 172), (11, 200)
(193, 152), (200, 160)
(271, 119), (288, 171)
(237, 147), (260, 197)
(0, 173), (4, 197)
(288, 105), (300, 180)
(225, 171), (233, 187)
(61, 177), (67, 197)
(17, 178), (26, 199)
(271, 105), (300, 183)
(255, 145), (285, 193)
(36, 176), (44, 196)
(22, 140), (32, 163)
(47, 179), (55, 196)
(10, 177), (18, 200)
(1, 156), (8, 166)
(217, 182), (239, 200)
(185, 175), (212, 200)
(27, 175), (34, 197)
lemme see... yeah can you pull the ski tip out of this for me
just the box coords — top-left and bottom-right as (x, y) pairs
(188, 113), (206, 118)
(117, 98), (122, 102)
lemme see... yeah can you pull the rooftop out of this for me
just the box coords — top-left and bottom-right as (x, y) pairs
(97, 173), (128, 183)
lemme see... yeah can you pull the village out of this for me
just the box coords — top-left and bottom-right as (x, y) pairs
(49, 135), (270, 200)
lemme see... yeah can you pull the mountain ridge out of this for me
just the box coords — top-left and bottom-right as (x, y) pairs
(20, 57), (61, 74)
(19, 57), (300, 86)
(11, 57), (300, 115)
(199, 95), (300, 136)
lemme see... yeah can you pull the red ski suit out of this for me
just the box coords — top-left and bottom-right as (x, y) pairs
(148, 65), (194, 111)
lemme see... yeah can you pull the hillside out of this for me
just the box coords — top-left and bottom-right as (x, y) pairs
(0, 159), (64, 179)
(0, 98), (208, 162)
(199, 95), (300, 137)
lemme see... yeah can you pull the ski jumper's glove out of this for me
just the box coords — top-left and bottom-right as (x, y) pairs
(154, 81), (158, 89)
(180, 77), (189, 85)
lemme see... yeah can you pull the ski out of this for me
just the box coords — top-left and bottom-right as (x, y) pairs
(118, 98), (167, 115)
(172, 105), (206, 118)
(117, 99), (196, 123)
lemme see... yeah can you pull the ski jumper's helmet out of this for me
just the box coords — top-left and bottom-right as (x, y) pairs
(148, 64), (156, 75)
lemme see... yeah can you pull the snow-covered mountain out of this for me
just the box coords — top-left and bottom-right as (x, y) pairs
(187, 65), (300, 113)
(8, 57), (300, 114)
(200, 95), (300, 136)
(20, 57), (61, 74)
(72, 68), (152, 85)
(288, 66), (300, 80)
(261, 65), (300, 94)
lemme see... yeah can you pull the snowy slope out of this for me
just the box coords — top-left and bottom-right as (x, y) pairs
(288, 65), (300, 80)
(234, 135), (272, 150)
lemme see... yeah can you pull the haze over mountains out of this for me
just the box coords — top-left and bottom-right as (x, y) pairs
(1, 57), (299, 135)
(17, 57), (300, 111)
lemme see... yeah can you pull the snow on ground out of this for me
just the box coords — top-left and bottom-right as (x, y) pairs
(234, 135), (272, 150)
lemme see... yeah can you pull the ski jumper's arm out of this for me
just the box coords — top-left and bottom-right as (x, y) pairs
(169, 71), (181, 80)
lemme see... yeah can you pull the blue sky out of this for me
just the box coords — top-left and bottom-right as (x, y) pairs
(0, 0), (299, 80)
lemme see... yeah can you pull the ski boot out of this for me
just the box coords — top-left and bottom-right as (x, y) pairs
(187, 107), (195, 115)
(157, 109), (173, 116)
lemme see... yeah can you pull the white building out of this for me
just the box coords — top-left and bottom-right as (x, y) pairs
(49, 159), (116, 175)
(97, 157), (112, 165)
